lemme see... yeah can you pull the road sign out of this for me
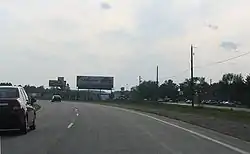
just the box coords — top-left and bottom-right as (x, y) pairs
(77, 76), (114, 90)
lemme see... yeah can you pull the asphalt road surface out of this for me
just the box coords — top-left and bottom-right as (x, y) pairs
(1, 100), (250, 154)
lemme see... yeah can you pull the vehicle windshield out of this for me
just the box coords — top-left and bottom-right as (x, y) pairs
(0, 88), (19, 98)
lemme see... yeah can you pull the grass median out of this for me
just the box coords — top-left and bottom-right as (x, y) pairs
(93, 101), (250, 141)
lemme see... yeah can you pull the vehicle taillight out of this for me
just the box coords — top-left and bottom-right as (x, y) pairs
(13, 105), (21, 110)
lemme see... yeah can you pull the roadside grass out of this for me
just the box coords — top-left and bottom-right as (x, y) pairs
(96, 101), (250, 124)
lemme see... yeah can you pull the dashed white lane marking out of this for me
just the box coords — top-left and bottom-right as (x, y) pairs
(74, 107), (79, 116)
(67, 107), (79, 129)
(67, 123), (74, 129)
(104, 105), (250, 154)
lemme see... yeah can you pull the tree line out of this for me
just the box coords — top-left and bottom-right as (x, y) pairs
(2, 72), (250, 106)
(130, 73), (250, 107)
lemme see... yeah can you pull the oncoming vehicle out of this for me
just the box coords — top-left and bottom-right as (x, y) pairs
(51, 95), (62, 102)
(0, 86), (37, 134)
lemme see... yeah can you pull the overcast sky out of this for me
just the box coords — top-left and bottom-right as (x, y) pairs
(1, 0), (250, 89)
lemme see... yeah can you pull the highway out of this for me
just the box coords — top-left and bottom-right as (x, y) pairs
(1, 100), (250, 154)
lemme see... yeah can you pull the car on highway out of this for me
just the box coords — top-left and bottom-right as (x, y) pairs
(0, 86), (37, 134)
(219, 100), (236, 107)
(51, 95), (62, 102)
(185, 99), (192, 104)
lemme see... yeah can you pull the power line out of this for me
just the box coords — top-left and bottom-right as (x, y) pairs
(195, 51), (250, 69)
(160, 51), (250, 81)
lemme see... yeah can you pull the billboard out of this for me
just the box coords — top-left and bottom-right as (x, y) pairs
(77, 76), (114, 90)
(49, 80), (62, 87)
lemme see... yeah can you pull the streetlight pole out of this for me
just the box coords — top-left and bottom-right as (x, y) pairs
(191, 45), (194, 108)
(156, 65), (159, 87)
(156, 65), (159, 101)
(138, 76), (142, 85)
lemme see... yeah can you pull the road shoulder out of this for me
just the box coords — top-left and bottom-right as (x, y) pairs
(99, 104), (250, 154)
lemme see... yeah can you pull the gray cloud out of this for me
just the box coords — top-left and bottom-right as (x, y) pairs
(220, 41), (239, 51)
(136, 1), (187, 41)
(100, 2), (112, 10)
(1, 0), (250, 89)
(207, 24), (218, 30)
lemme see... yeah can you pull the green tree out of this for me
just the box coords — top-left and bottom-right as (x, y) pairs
(222, 73), (234, 84)
(179, 79), (192, 100)
(0, 82), (12, 86)
(24, 85), (45, 93)
(159, 79), (179, 101)
(243, 74), (250, 106)
(179, 77), (209, 100)
(231, 74), (245, 102)
(217, 73), (245, 102)
(137, 81), (158, 101)
(130, 87), (142, 101)
(196, 77), (210, 100)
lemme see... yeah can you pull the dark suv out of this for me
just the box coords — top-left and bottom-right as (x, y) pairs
(51, 95), (62, 102)
(0, 86), (37, 134)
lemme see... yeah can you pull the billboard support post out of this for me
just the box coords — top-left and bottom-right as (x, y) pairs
(77, 88), (79, 100)
(87, 89), (90, 101)
(99, 89), (102, 100)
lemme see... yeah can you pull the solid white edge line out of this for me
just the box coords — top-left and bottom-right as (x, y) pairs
(67, 123), (74, 129)
(104, 105), (250, 154)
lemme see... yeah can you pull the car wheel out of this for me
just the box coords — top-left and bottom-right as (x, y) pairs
(30, 119), (36, 130)
(20, 115), (28, 134)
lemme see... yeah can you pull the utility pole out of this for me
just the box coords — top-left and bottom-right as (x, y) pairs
(190, 45), (194, 108)
(156, 65), (159, 101)
(209, 79), (212, 85)
(139, 76), (142, 85)
(156, 65), (159, 87)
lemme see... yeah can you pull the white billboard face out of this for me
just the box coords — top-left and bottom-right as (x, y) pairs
(77, 76), (114, 90)
(49, 80), (61, 87)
